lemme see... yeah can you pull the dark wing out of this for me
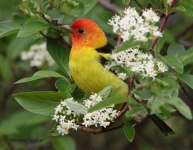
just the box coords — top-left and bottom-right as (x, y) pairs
(96, 42), (114, 54)
(96, 42), (114, 66)
(149, 114), (175, 136)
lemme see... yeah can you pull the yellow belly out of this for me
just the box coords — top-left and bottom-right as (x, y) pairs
(69, 47), (128, 96)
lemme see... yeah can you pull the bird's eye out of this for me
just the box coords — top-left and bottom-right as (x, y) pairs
(78, 28), (84, 34)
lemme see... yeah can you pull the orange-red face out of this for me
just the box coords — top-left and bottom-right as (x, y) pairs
(69, 19), (107, 49)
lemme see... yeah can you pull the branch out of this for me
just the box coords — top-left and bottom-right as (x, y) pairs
(149, 0), (177, 51)
(39, 31), (71, 48)
(98, 0), (122, 14)
(78, 103), (130, 134)
(175, 22), (193, 40)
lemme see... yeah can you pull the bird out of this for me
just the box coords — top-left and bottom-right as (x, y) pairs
(61, 18), (174, 136)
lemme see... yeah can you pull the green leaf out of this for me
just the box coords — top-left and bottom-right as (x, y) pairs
(65, 99), (87, 114)
(17, 21), (51, 37)
(98, 86), (112, 99)
(179, 0), (193, 16)
(167, 97), (192, 120)
(13, 91), (68, 116)
(163, 0), (168, 10)
(88, 96), (132, 112)
(84, 0), (98, 15)
(154, 37), (166, 55)
(178, 74), (193, 90)
(123, 125), (135, 142)
(161, 55), (184, 74)
(15, 70), (64, 84)
(180, 47), (193, 66)
(52, 136), (76, 150)
(55, 79), (76, 95)
(7, 37), (34, 59)
(47, 39), (71, 77)
(50, 124), (60, 136)
(0, 20), (21, 38)
(0, 111), (49, 136)
(0, 55), (10, 79)
(170, 6), (186, 13)
(114, 41), (141, 53)
(125, 106), (148, 118)
(133, 90), (154, 99)
(167, 43), (186, 58)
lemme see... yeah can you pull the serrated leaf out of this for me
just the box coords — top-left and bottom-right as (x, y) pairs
(0, 20), (21, 38)
(52, 136), (76, 150)
(13, 91), (68, 116)
(15, 70), (64, 84)
(178, 74), (193, 90)
(84, 0), (98, 15)
(161, 55), (184, 74)
(170, 6), (186, 13)
(65, 99), (87, 114)
(47, 39), (71, 77)
(123, 125), (135, 142)
(167, 97), (192, 120)
(88, 96), (132, 112)
(17, 21), (51, 37)
(114, 41), (141, 53)
(167, 43), (186, 58)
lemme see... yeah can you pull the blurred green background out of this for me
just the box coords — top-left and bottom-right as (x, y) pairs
(0, 0), (193, 150)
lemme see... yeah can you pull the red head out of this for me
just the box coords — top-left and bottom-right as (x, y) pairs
(68, 19), (107, 49)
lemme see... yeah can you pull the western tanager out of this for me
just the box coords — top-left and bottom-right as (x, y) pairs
(61, 18), (174, 136)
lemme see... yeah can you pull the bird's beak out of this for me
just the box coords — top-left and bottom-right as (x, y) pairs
(60, 24), (73, 32)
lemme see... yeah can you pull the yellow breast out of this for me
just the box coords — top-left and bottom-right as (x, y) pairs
(69, 46), (128, 96)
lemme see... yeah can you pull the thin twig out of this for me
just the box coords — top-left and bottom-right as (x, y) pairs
(39, 31), (71, 48)
(116, 0), (133, 47)
(98, 0), (122, 14)
(134, 0), (144, 9)
(149, 0), (176, 51)
(175, 22), (193, 40)
(78, 103), (130, 134)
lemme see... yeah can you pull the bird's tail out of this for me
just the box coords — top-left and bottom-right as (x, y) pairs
(149, 114), (175, 136)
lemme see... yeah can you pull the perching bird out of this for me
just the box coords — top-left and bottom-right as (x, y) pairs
(61, 18), (174, 136)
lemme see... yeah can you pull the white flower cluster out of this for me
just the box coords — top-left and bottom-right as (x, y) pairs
(82, 93), (118, 128)
(52, 98), (79, 135)
(108, 7), (162, 42)
(111, 47), (168, 79)
(52, 94), (118, 135)
(21, 42), (55, 67)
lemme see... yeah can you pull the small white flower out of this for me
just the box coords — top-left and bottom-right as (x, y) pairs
(55, 104), (63, 113)
(52, 114), (60, 122)
(118, 73), (128, 80)
(167, 0), (172, 6)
